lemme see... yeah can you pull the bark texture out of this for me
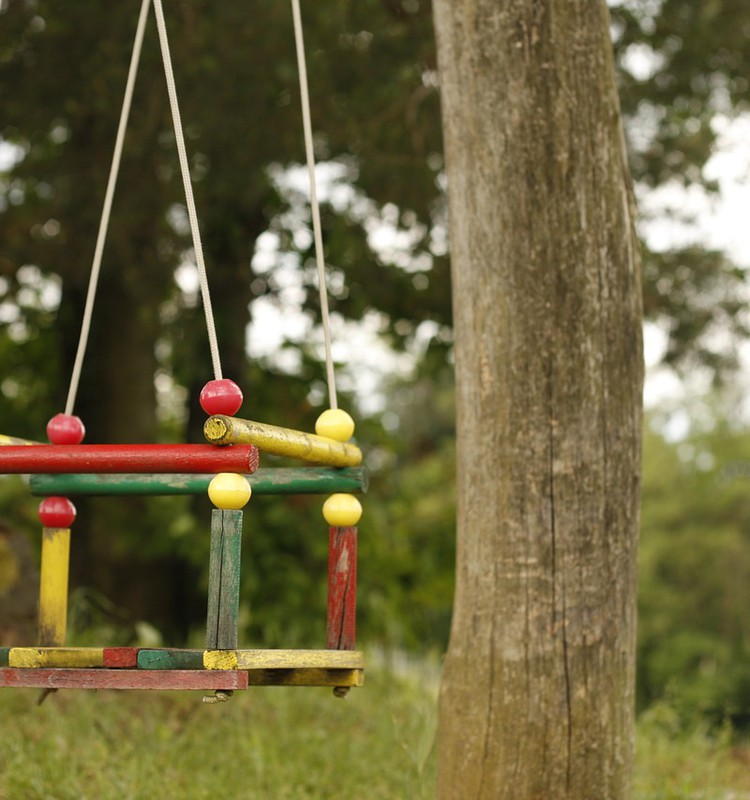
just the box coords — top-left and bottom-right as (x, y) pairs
(433, 2), (643, 798)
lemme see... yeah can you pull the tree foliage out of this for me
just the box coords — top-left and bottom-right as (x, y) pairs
(611, 0), (750, 373)
(639, 415), (750, 726)
(1, 0), (750, 658)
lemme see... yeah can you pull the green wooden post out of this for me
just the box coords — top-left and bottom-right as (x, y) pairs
(205, 509), (243, 650)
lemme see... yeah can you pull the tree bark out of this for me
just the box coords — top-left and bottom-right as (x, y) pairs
(433, 2), (643, 798)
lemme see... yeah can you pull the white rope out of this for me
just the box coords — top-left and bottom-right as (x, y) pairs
(290, 0), (338, 410)
(152, 0), (223, 380)
(65, 0), (151, 416)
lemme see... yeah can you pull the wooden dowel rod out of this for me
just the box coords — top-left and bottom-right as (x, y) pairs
(204, 415), (362, 467)
(0, 444), (260, 475)
(0, 434), (40, 446)
(30, 467), (368, 497)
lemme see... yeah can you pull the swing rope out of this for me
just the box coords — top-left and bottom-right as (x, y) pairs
(290, 0), (338, 411)
(152, 0), (222, 381)
(65, 0), (224, 419)
(66, 0), (337, 413)
(64, 0), (151, 417)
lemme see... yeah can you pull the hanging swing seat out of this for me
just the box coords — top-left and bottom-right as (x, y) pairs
(1, 0), (367, 699)
(0, 647), (365, 690)
(0, 431), (364, 696)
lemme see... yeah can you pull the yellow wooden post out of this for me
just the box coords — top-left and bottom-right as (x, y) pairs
(38, 527), (71, 646)
(35, 415), (85, 648)
(37, 498), (76, 646)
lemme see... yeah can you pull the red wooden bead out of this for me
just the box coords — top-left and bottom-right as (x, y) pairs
(38, 497), (77, 528)
(47, 414), (85, 445)
(200, 379), (243, 416)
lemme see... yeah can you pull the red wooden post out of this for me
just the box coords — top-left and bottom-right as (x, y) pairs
(0, 444), (260, 474)
(327, 526), (357, 650)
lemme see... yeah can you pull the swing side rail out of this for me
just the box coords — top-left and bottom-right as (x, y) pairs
(0, 444), (260, 474)
(29, 467), (368, 497)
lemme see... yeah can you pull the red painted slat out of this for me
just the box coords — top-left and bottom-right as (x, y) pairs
(0, 668), (249, 690)
(0, 444), (260, 475)
(102, 647), (139, 668)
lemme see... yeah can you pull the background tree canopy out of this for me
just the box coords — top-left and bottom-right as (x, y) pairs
(2, 0), (750, 721)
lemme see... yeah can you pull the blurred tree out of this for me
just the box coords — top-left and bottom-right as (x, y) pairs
(639, 417), (750, 727)
(611, 0), (750, 373)
(0, 0), (444, 638)
(1, 0), (750, 649)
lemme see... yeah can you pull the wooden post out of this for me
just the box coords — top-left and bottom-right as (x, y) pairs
(37, 497), (77, 647)
(205, 509), (243, 650)
(38, 527), (71, 646)
(327, 526), (358, 651)
(35, 415), (84, 649)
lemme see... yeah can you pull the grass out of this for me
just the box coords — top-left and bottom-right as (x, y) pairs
(0, 661), (438, 800)
(1, 660), (750, 799)
(634, 703), (750, 800)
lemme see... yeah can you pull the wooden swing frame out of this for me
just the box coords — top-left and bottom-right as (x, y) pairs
(0, 426), (366, 697)
(1, 0), (367, 699)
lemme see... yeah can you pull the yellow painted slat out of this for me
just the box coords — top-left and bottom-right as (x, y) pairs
(38, 527), (71, 646)
(203, 650), (238, 670)
(203, 649), (365, 671)
(9, 647), (105, 668)
(245, 668), (365, 687)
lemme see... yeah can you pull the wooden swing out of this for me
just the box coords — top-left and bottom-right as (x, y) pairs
(0, 0), (365, 700)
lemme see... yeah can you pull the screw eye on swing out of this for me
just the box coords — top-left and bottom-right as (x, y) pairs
(0, 0), (366, 698)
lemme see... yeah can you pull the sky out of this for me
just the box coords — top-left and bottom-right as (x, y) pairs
(641, 114), (750, 429)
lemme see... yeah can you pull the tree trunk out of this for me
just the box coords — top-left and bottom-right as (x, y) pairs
(433, 2), (643, 798)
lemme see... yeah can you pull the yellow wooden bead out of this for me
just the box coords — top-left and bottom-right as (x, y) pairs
(208, 473), (252, 509)
(322, 494), (362, 527)
(315, 408), (355, 442)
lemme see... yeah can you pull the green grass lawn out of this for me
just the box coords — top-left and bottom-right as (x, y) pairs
(1, 661), (749, 799)
(0, 662), (437, 800)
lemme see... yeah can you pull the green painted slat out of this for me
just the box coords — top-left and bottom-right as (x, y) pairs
(136, 649), (205, 670)
(29, 467), (367, 497)
(0, 647), (9, 667)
